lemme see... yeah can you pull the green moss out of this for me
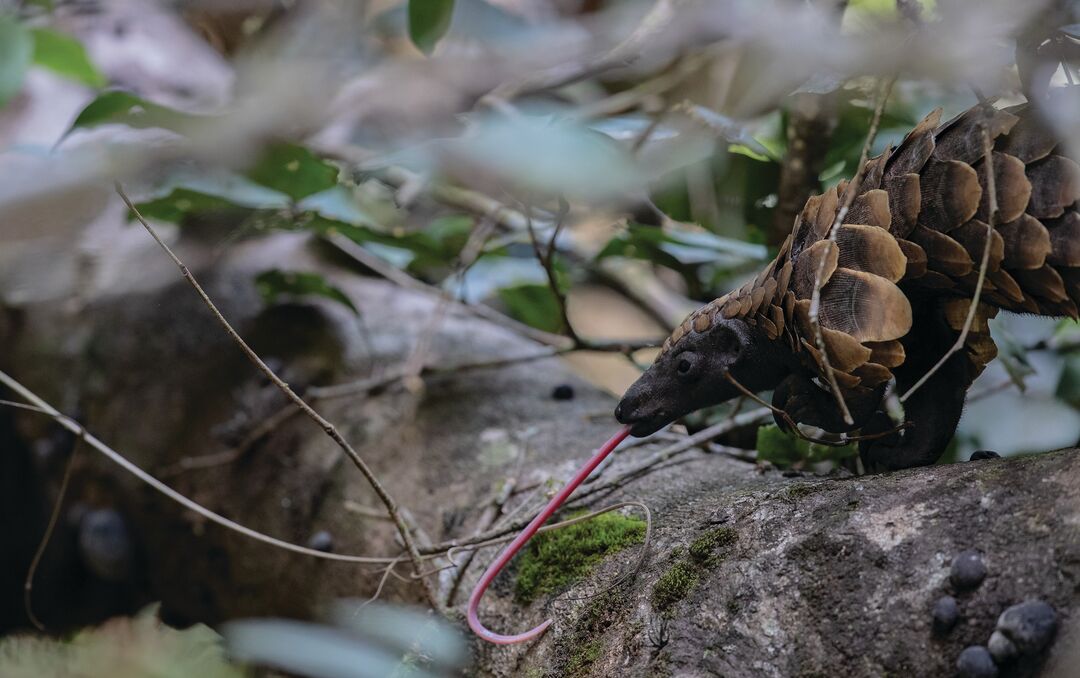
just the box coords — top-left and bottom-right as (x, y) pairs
(515, 512), (646, 604)
(566, 639), (603, 677)
(784, 482), (825, 501)
(651, 560), (699, 615)
(688, 527), (738, 564)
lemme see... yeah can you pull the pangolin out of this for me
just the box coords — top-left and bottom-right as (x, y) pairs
(615, 100), (1080, 471)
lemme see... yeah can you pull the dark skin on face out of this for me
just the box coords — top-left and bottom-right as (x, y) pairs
(615, 318), (793, 436)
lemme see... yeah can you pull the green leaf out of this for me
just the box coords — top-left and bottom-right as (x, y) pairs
(0, 16), (33, 107)
(30, 27), (105, 87)
(497, 283), (563, 334)
(132, 188), (255, 223)
(807, 441), (858, 463)
(255, 269), (359, 315)
(69, 90), (199, 131)
(408, 0), (455, 53)
(246, 143), (339, 202)
(755, 424), (808, 467)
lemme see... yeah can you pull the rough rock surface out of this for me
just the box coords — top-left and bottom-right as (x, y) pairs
(2, 232), (1078, 678)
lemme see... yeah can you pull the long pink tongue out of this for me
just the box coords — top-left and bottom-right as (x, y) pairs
(466, 425), (632, 644)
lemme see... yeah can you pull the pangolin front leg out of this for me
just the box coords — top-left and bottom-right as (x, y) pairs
(771, 372), (884, 435)
(858, 301), (977, 472)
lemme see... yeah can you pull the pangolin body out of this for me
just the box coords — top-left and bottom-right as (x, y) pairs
(633, 100), (1080, 470)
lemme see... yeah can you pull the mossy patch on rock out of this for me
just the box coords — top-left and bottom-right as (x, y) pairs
(652, 527), (738, 616)
(688, 527), (738, 564)
(515, 512), (646, 604)
(652, 560), (700, 614)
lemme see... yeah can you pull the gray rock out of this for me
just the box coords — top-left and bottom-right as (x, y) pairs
(987, 630), (1018, 664)
(996, 600), (1058, 654)
(950, 550), (988, 591)
(956, 646), (998, 678)
(932, 595), (959, 634)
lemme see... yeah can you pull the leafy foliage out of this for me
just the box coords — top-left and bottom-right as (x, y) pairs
(0, 16), (32, 106)
(755, 424), (857, 467)
(255, 269), (359, 315)
(245, 143), (340, 202)
(0, 607), (240, 678)
(70, 90), (200, 131)
(30, 27), (105, 87)
(408, 0), (455, 53)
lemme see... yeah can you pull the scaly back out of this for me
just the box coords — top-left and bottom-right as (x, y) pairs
(660, 98), (1080, 391)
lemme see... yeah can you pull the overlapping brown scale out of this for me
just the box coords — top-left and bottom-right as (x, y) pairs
(862, 151), (889, 189)
(791, 240), (839, 299)
(882, 173), (921, 238)
(885, 108), (942, 177)
(1025, 155), (1080, 219)
(940, 298), (994, 333)
(817, 268), (913, 342)
(798, 339), (863, 389)
(813, 187), (840, 239)
(820, 326), (873, 373)
(996, 112), (1058, 164)
(1013, 264), (1070, 304)
(918, 159), (982, 232)
(865, 340), (906, 368)
(973, 152), (1032, 224)
(908, 224), (974, 277)
(949, 220), (1005, 271)
(932, 106), (1018, 164)
(988, 269), (1025, 303)
(996, 214), (1051, 269)
(843, 189), (892, 229)
(852, 362), (894, 387)
(835, 224), (908, 282)
(895, 238), (928, 279)
(1045, 212), (1080, 267)
(965, 333), (999, 376)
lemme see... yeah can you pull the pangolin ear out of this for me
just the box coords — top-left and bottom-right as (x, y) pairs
(713, 321), (742, 355)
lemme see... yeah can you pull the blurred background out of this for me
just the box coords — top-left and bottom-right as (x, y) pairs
(0, 0), (1079, 675)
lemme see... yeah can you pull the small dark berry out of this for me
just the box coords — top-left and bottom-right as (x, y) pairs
(950, 551), (987, 591)
(956, 646), (998, 678)
(308, 530), (334, 553)
(932, 595), (959, 634)
(969, 450), (1001, 461)
(996, 600), (1057, 654)
(987, 630), (1018, 664)
(551, 384), (575, 401)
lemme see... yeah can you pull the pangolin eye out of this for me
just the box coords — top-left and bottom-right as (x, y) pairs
(677, 359), (692, 374)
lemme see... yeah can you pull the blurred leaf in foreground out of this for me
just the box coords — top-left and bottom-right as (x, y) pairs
(0, 16), (33, 107)
(69, 90), (203, 131)
(225, 600), (465, 678)
(755, 423), (808, 467)
(497, 283), (563, 334)
(245, 142), (339, 202)
(256, 269), (359, 315)
(30, 27), (106, 88)
(408, 0), (455, 53)
(0, 606), (240, 678)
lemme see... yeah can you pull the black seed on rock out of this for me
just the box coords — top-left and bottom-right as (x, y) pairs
(78, 508), (134, 582)
(956, 646), (998, 678)
(969, 450), (1001, 461)
(950, 551), (987, 591)
(987, 630), (1018, 663)
(551, 384), (575, 401)
(308, 530), (334, 553)
(932, 595), (959, 634)
(996, 600), (1058, 654)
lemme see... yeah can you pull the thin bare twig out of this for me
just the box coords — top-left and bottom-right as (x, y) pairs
(114, 184), (441, 611)
(23, 419), (81, 632)
(807, 77), (896, 426)
(0, 386), (409, 565)
(525, 196), (578, 342)
(901, 122), (997, 401)
(446, 477), (517, 606)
